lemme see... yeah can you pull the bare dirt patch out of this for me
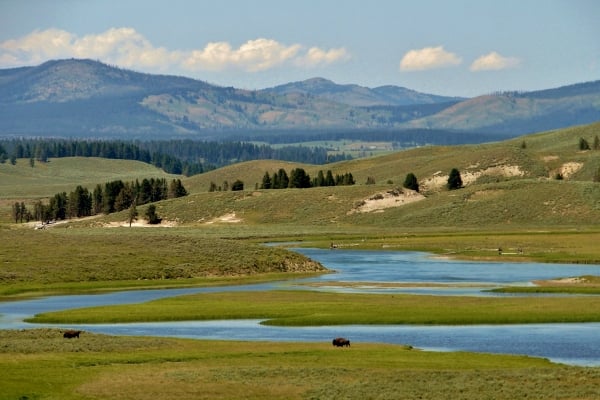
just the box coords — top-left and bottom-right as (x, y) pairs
(105, 219), (178, 228)
(534, 276), (597, 287)
(349, 188), (425, 214)
(557, 162), (583, 179)
(204, 212), (242, 224)
(421, 165), (525, 191)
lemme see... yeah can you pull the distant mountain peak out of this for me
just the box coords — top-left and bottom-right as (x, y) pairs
(0, 59), (598, 138)
(264, 77), (462, 107)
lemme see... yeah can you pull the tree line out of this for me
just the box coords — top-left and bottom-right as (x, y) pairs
(140, 140), (351, 166)
(0, 139), (205, 175)
(232, 128), (512, 146)
(259, 168), (355, 190)
(12, 178), (187, 224)
(0, 139), (351, 176)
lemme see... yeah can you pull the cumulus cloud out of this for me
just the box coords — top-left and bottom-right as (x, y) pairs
(400, 46), (462, 71)
(470, 51), (520, 71)
(298, 46), (351, 67)
(0, 28), (349, 73)
(182, 38), (302, 72)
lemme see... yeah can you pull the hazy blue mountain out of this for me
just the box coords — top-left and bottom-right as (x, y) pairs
(262, 77), (464, 106)
(0, 59), (598, 139)
(403, 81), (600, 134)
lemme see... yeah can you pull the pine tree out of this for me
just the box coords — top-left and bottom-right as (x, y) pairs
(145, 204), (161, 224)
(128, 203), (138, 227)
(325, 170), (335, 186)
(579, 137), (590, 150)
(403, 173), (419, 192)
(12, 202), (21, 223)
(315, 170), (325, 187)
(260, 172), (272, 189)
(289, 168), (311, 188)
(231, 180), (244, 191)
(276, 169), (289, 189)
(447, 168), (463, 190)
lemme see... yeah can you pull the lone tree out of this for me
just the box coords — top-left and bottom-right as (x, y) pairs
(579, 137), (591, 150)
(447, 168), (463, 190)
(128, 203), (138, 227)
(403, 173), (419, 192)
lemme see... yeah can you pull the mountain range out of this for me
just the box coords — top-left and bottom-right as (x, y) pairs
(0, 59), (599, 140)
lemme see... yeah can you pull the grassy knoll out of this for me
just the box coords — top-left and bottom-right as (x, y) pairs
(27, 290), (600, 325)
(1, 329), (599, 400)
(0, 227), (325, 298)
(0, 157), (180, 199)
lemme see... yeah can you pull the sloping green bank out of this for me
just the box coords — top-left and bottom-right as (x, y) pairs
(28, 290), (600, 325)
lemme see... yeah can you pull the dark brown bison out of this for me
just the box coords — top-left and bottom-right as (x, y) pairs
(332, 337), (350, 347)
(63, 330), (81, 339)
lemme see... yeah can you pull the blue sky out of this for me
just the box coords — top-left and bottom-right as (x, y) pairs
(1, 0), (598, 97)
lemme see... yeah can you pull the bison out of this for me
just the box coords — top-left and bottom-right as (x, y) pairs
(63, 330), (81, 339)
(332, 337), (350, 347)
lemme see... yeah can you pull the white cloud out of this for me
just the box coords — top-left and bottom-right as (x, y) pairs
(470, 51), (520, 71)
(400, 46), (462, 71)
(183, 38), (302, 72)
(298, 47), (351, 67)
(0, 28), (349, 73)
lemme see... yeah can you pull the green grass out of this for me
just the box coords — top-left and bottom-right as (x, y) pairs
(2, 225), (600, 299)
(0, 227), (326, 298)
(0, 157), (180, 199)
(2, 124), (600, 398)
(27, 290), (600, 325)
(2, 329), (598, 400)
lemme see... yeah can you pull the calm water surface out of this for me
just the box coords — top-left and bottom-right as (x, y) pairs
(1, 249), (599, 366)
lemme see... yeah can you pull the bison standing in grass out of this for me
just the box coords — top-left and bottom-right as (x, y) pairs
(62, 330), (81, 339)
(332, 337), (350, 347)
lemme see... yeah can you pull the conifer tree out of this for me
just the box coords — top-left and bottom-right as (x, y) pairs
(403, 173), (419, 192)
(447, 168), (463, 190)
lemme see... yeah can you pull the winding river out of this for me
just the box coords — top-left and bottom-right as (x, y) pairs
(1, 249), (599, 366)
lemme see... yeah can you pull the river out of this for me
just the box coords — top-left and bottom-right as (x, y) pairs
(1, 248), (599, 366)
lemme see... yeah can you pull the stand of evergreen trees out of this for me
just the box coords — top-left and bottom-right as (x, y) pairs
(0, 139), (351, 176)
(17, 178), (187, 223)
(0, 139), (203, 175)
(260, 168), (355, 189)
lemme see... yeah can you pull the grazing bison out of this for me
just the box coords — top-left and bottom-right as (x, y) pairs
(332, 337), (350, 347)
(63, 330), (81, 339)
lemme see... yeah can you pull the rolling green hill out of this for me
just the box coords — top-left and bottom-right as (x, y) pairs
(2, 122), (599, 230)
(0, 157), (181, 199)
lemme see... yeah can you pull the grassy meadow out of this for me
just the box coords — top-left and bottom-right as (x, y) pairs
(1, 123), (600, 399)
(3, 329), (599, 400)
(28, 290), (600, 325)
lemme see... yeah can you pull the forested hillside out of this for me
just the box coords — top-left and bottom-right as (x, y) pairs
(1, 59), (598, 139)
(0, 138), (351, 175)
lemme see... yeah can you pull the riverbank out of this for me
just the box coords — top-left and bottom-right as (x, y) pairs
(2, 227), (599, 299)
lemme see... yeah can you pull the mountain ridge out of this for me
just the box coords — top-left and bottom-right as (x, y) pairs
(262, 77), (465, 106)
(0, 58), (598, 139)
